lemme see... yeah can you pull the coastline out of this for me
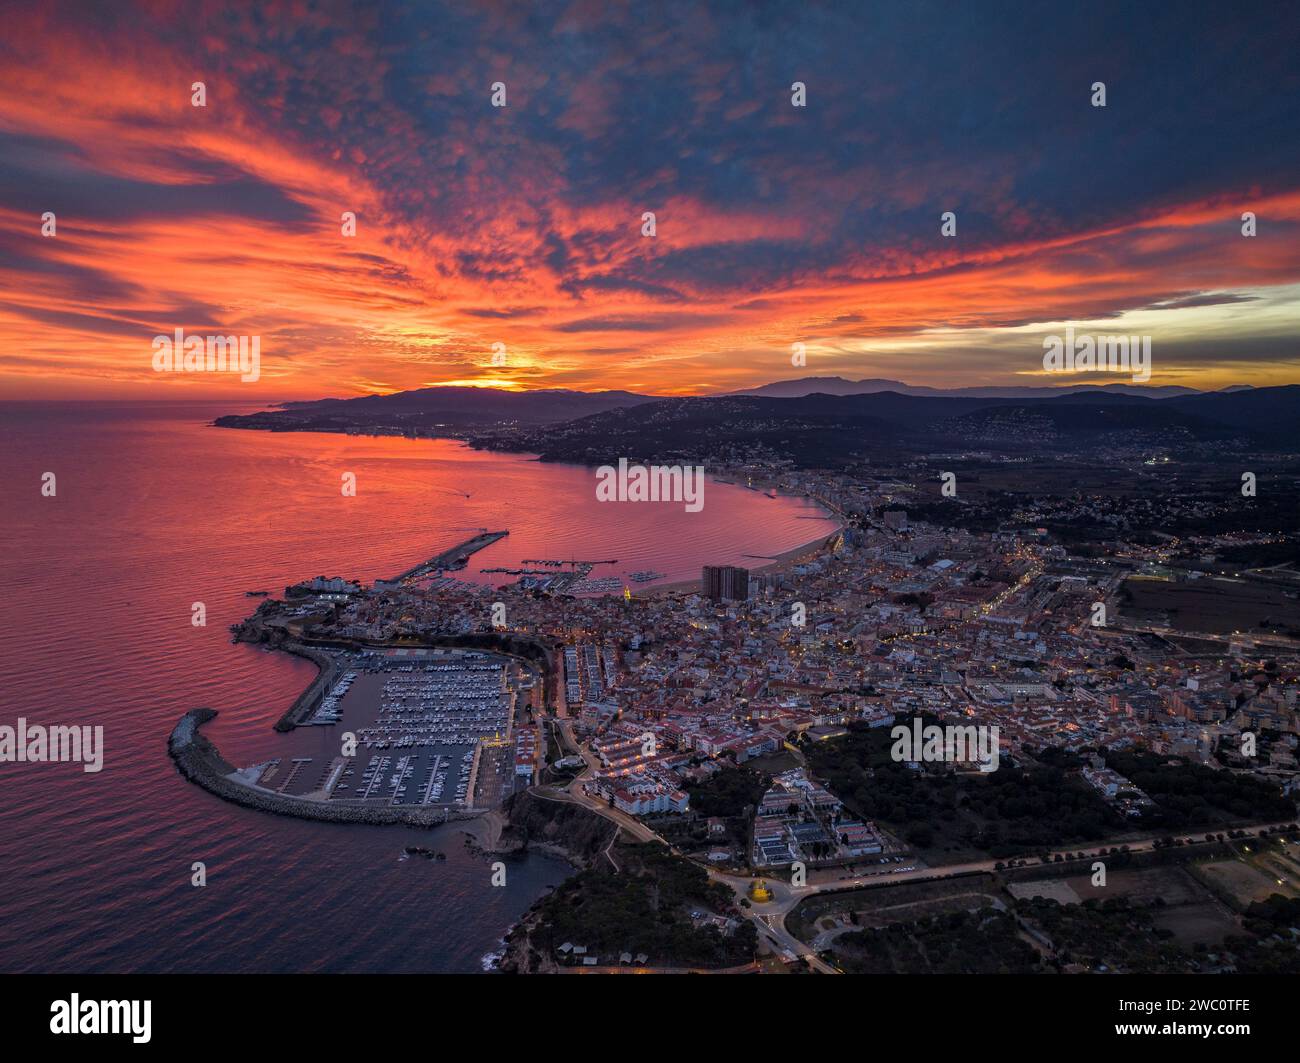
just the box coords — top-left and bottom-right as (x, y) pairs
(646, 522), (842, 598)
(209, 418), (843, 601)
(168, 708), (475, 829)
(272, 643), (337, 731)
(170, 704), (610, 873)
(163, 470), (840, 967)
(459, 808), (510, 853)
(170, 708), (599, 976)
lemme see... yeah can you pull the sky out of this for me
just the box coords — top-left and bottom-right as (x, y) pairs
(1, 0), (1298, 400)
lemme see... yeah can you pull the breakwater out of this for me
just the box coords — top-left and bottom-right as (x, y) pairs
(168, 708), (476, 828)
(390, 529), (509, 583)
(273, 643), (338, 731)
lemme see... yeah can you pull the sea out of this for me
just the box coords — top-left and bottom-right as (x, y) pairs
(0, 401), (838, 972)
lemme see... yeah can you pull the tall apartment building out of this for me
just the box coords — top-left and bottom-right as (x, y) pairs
(702, 564), (750, 602)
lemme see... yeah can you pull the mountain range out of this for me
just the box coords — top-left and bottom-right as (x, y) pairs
(214, 379), (1300, 462)
(215, 377), (1258, 432)
(467, 385), (1300, 467)
(725, 376), (1253, 400)
(213, 386), (652, 434)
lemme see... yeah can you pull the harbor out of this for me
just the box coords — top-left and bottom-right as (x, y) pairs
(19, 409), (837, 976)
(486, 556), (622, 595)
(206, 646), (542, 815)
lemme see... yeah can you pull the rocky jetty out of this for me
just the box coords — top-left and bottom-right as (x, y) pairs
(167, 708), (470, 828)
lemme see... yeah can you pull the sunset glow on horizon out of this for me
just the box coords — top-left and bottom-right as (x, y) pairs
(2, 2), (1298, 401)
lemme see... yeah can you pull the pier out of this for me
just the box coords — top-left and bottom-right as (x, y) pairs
(391, 530), (509, 584)
(521, 558), (618, 567)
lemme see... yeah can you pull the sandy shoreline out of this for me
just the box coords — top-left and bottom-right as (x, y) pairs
(645, 506), (843, 598)
(459, 808), (506, 850)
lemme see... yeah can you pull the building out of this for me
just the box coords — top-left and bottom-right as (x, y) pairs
(702, 564), (750, 602)
(514, 727), (538, 779)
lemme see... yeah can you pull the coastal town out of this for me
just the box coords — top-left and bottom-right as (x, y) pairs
(11, 0), (1300, 1031)
(230, 464), (1300, 808)
(165, 458), (1300, 973)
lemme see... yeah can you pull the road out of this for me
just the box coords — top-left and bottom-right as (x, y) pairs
(705, 819), (1296, 973)
(536, 751), (1295, 976)
(538, 729), (839, 969)
(540, 678), (1296, 976)
(703, 866), (840, 973)
(538, 723), (657, 843)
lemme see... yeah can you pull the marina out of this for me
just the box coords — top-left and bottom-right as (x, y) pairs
(568, 576), (625, 594)
(485, 560), (665, 595)
(246, 649), (536, 811)
(3, 405), (833, 975)
(521, 558), (618, 566)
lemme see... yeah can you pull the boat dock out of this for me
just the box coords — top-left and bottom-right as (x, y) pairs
(392, 530), (509, 583)
(521, 558), (618, 567)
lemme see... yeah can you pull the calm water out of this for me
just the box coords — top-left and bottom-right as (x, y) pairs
(0, 402), (836, 973)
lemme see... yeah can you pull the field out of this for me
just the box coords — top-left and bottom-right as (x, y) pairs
(1004, 864), (1239, 948)
(787, 873), (1003, 941)
(1196, 851), (1300, 907)
(794, 846), (1300, 973)
(1119, 575), (1300, 636)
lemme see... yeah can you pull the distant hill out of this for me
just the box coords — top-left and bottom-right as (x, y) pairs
(471, 386), (1300, 466)
(215, 381), (1300, 461)
(213, 386), (657, 434)
(728, 376), (1218, 400)
(1165, 385), (1300, 442)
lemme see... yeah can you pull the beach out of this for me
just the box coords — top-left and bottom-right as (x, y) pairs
(645, 523), (843, 597)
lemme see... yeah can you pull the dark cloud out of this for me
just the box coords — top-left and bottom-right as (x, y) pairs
(564, 275), (687, 302)
(0, 134), (314, 225)
(3, 0), (1298, 394)
(460, 306), (548, 319)
(554, 312), (731, 333)
(89, 0), (1288, 301)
